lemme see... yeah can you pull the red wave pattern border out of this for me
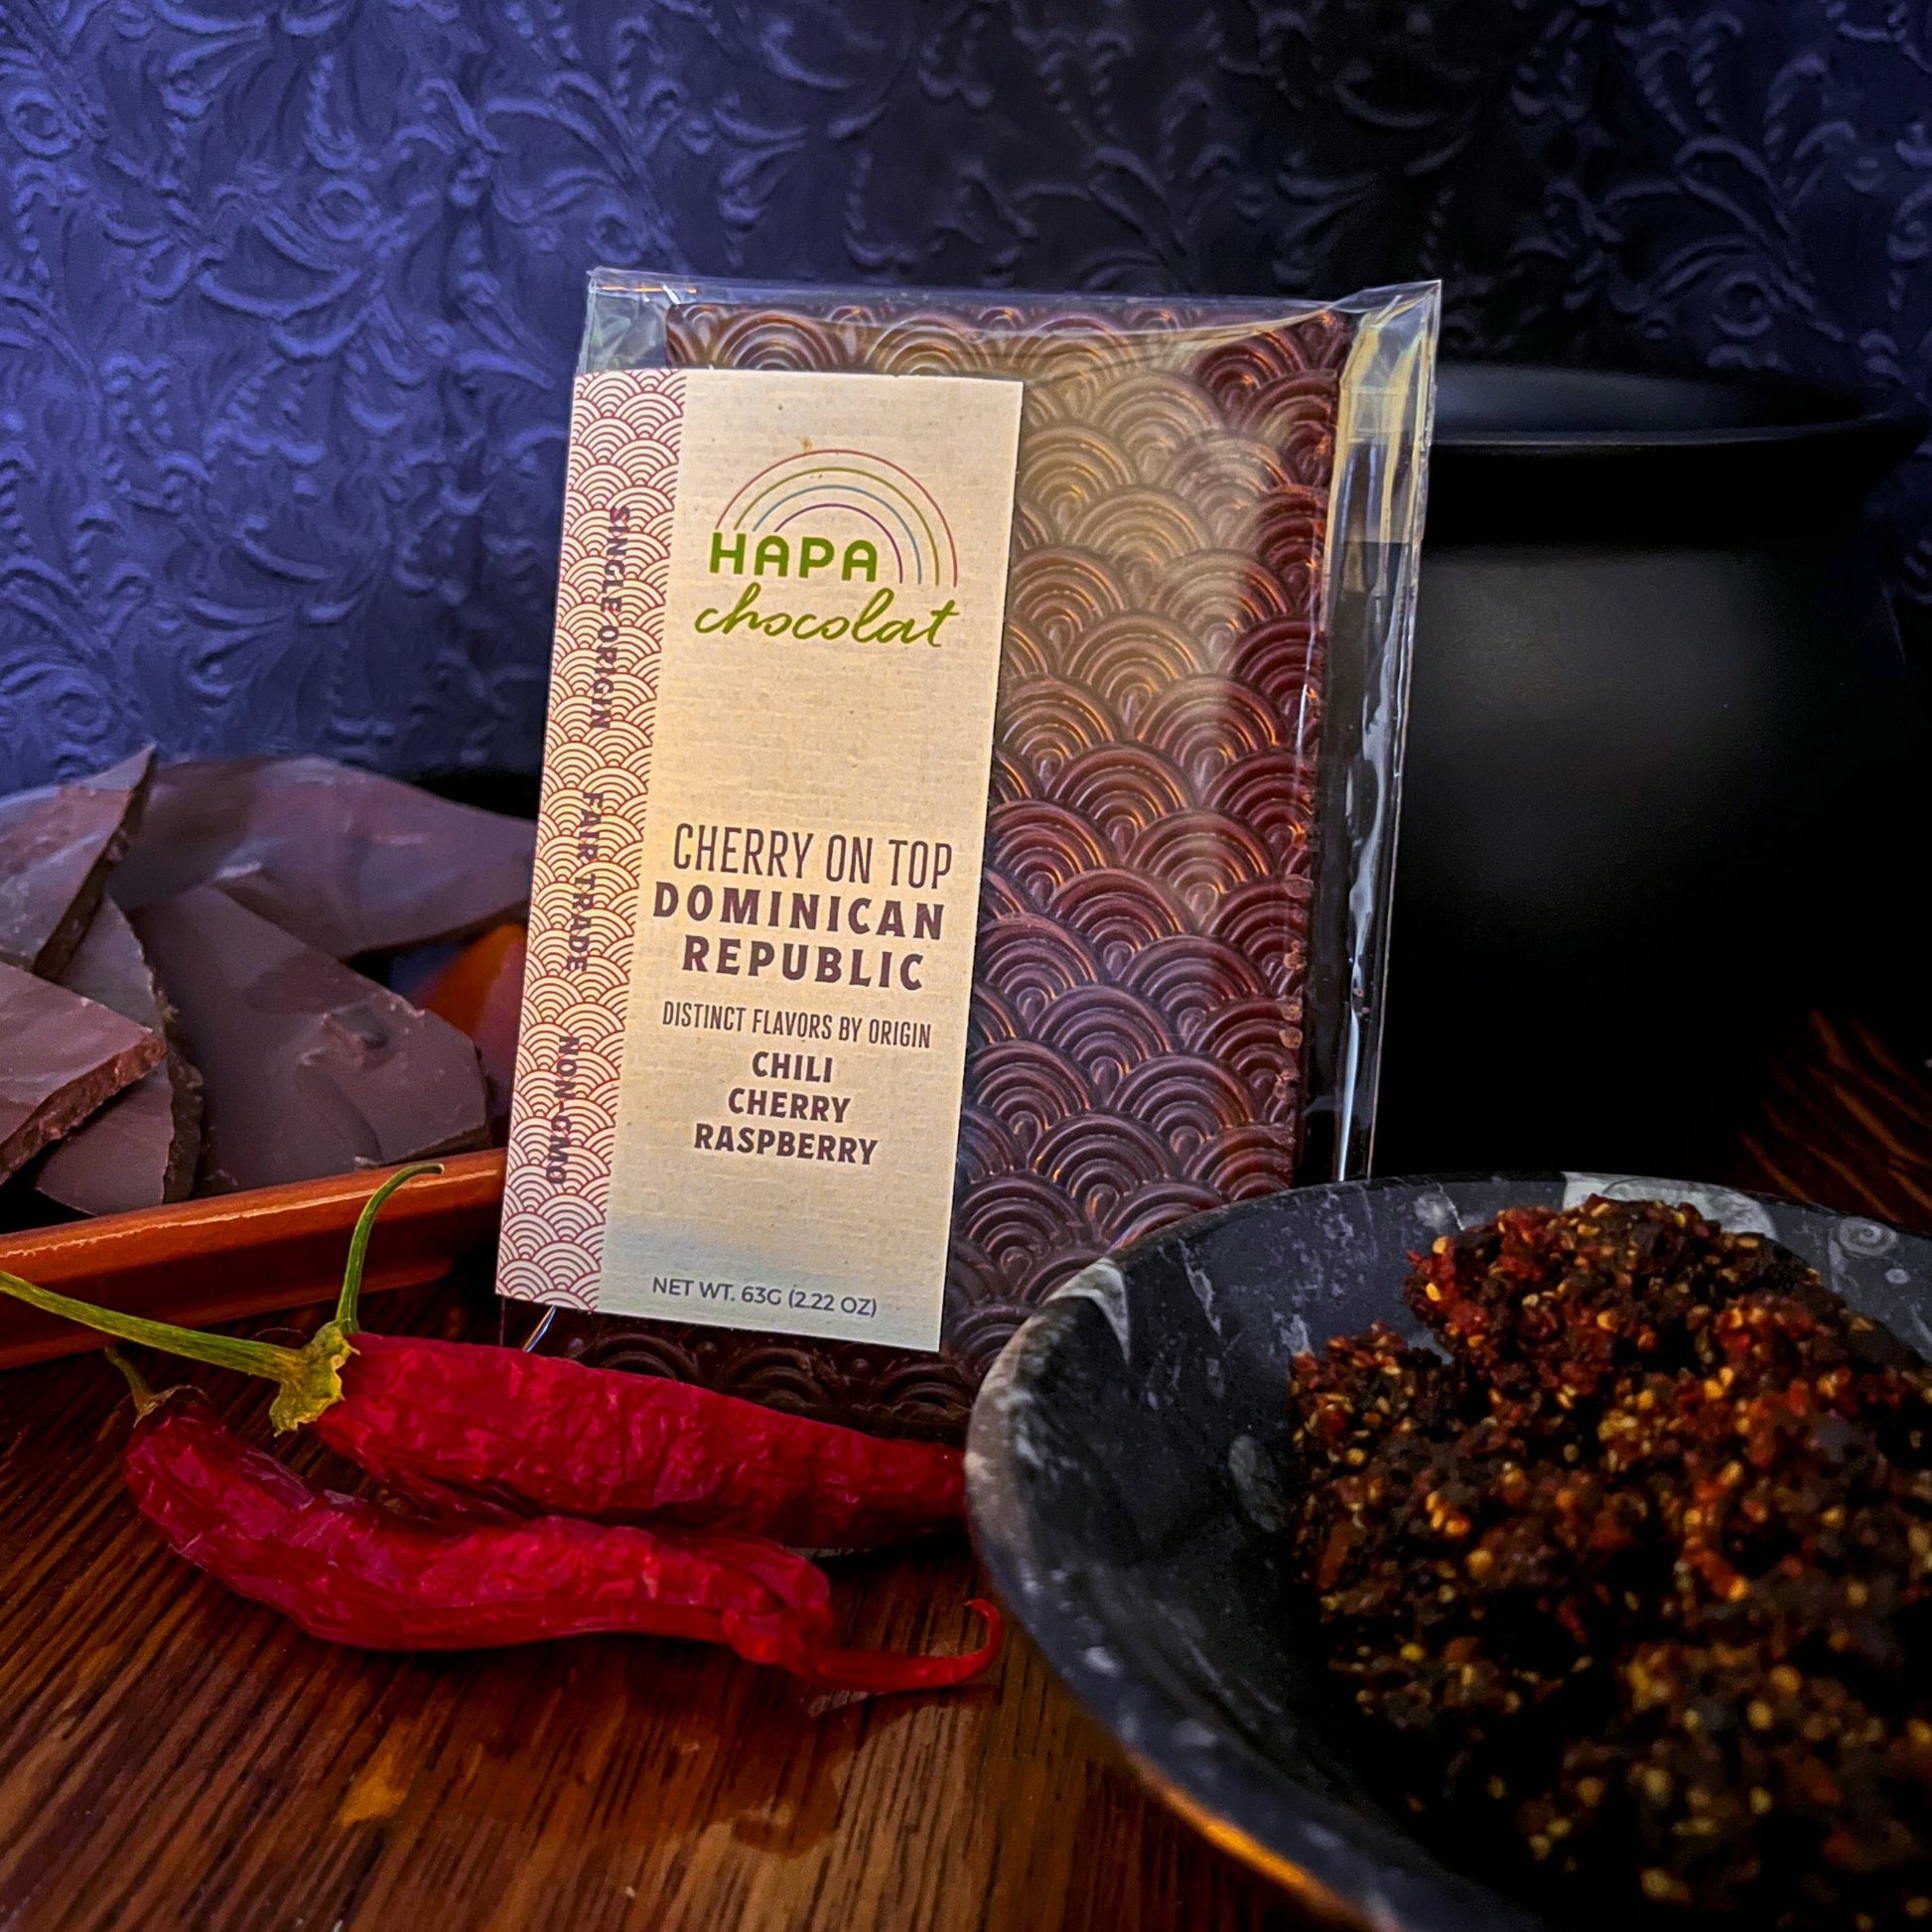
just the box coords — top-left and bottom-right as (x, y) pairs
(497, 369), (685, 1311)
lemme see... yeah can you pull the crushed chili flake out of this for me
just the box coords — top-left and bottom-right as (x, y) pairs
(1286, 1196), (1932, 1925)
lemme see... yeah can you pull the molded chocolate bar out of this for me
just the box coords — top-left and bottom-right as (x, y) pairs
(38, 900), (204, 1215)
(540, 298), (1343, 1434)
(111, 758), (537, 959)
(130, 887), (490, 1191)
(0, 747), (154, 977)
(0, 961), (165, 1184)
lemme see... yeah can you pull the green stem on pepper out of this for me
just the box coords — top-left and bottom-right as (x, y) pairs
(0, 1166), (969, 1554)
(335, 1163), (441, 1335)
(102, 1345), (158, 1416)
(0, 1160), (442, 1432)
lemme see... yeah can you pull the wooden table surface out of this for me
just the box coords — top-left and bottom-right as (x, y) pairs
(2, 1008), (1927, 1932)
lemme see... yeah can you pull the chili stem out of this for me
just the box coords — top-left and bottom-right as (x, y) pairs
(0, 1265), (342, 1432)
(335, 1163), (442, 1335)
(0, 1163), (437, 1433)
(103, 1345), (160, 1416)
(0, 1269), (310, 1383)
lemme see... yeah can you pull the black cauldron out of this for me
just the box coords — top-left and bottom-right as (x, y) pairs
(1375, 364), (1926, 1176)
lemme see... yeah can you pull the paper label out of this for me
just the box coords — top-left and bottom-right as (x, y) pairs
(499, 366), (1022, 1351)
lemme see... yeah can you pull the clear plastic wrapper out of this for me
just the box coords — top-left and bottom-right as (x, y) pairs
(505, 274), (1439, 1438)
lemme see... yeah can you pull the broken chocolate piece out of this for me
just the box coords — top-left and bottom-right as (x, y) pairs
(129, 887), (489, 1191)
(110, 758), (536, 959)
(53, 897), (175, 1031)
(37, 900), (204, 1215)
(0, 747), (154, 977)
(0, 961), (164, 1184)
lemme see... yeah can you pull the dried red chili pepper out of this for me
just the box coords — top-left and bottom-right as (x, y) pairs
(0, 1167), (961, 1552)
(106, 1351), (1000, 1688)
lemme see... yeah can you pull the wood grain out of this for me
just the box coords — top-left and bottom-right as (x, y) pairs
(0, 1276), (1308, 1932)
(4, 1011), (1928, 1932)
(1723, 1011), (1932, 1235)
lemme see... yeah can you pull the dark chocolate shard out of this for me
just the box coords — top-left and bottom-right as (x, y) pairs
(129, 887), (489, 1192)
(37, 900), (204, 1216)
(110, 757), (536, 959)
(0, 960), (165, 1184)
(0, 746), (154, 977)
(51, 897), (170, 1028)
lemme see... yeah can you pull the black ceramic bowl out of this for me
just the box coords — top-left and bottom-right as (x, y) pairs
(965, 1175), (1932, 1931)
(1380, 365), (1926, 1178)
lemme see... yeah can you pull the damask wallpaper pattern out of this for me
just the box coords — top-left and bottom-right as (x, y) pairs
(1, 0), (1927, 785)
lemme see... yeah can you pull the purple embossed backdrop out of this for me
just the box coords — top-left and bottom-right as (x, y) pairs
(2, 1), (1929, 788)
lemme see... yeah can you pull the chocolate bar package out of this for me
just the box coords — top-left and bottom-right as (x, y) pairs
(498, 275), (1438, 1438)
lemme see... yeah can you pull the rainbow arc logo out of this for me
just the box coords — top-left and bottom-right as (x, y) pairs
(715, 449), (958, 587)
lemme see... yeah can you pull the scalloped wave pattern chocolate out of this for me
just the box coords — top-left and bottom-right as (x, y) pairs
(526, 300), (1349, 1438)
